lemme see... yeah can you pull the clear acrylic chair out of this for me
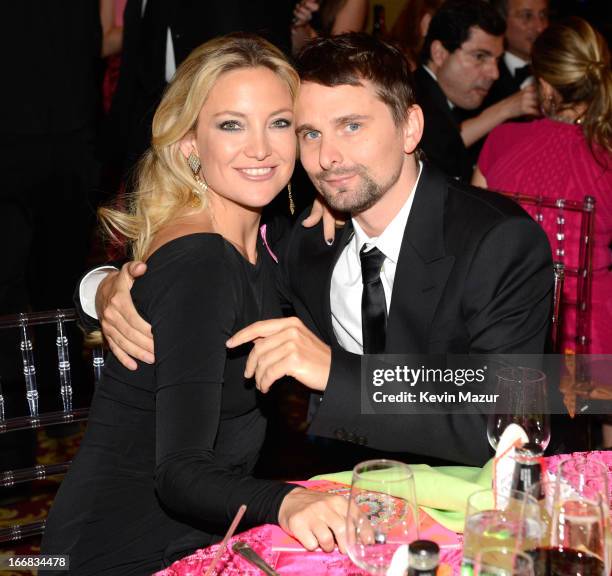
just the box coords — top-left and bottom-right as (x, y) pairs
(0, 308), (104, 543)
(501, 192), (596, 355)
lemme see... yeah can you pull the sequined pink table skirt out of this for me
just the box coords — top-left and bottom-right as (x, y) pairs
(155, 451), (611, 576)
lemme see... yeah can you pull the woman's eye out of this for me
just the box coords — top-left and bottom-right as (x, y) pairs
(219, 120), (242, 131)
(271, 118), (292, 128)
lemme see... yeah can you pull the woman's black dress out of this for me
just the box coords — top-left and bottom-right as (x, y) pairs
(41, 234), (295, 575)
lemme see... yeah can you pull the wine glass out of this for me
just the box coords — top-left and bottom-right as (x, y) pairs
(487, 367), (550, 453)
(345, 459), (419, 575)
(462, 489), (545, 574)
(541, 456), (611, 575)
(474, 547), (535, 576)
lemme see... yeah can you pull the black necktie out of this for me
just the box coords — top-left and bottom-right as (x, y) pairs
(360, 246), (387, 354)
(514, 64), (532, 85)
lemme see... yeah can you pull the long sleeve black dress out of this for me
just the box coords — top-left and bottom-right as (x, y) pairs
(41, 233), (295, 575)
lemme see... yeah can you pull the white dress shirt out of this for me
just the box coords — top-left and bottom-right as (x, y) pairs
(330, 163), (422, 353)
(504, 52), (532, 89)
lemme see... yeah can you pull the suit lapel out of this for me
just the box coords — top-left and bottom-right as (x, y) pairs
(386, 165), (455, 353)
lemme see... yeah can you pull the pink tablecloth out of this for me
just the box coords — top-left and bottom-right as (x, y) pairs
(155, 451), (612, 576)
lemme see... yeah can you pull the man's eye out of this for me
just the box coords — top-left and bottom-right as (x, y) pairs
(219, 120), (242, 130)
(303, 130), (320, 141)
(346, 123), (360, 132)
(271, 118), (292, 129)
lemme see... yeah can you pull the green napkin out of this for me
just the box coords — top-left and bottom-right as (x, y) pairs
(311, 458), (493, 533)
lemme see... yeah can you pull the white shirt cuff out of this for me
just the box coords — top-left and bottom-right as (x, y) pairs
(79, 266), (118, 320)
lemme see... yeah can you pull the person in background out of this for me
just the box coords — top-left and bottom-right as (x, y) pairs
(390, 0), (445, 70)
(486, 0), (549, 106)
(473, 16), (612, 448)
(41, 34), (348, 575)
(414, 0), (505, 180)
(109, 0), (293, 182)
(291, 0), (369, 54)
(100, 0), (127, 114)
(473, 16), (612, 357)
(454, 0), (549, 164)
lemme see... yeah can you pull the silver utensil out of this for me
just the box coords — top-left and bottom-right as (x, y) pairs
(232, 541), (281, 575)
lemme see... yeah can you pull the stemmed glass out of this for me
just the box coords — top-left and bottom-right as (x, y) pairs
(487, 367), (551, 453)
(345, 459), (419, 575)
(474, 547), (535, 576)
(528, 455), (611, 576)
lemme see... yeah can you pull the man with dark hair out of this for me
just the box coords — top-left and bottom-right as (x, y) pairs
(81, 33), (553, 466)
(485, 0), (549, 106)
(415, 0), (506, 181)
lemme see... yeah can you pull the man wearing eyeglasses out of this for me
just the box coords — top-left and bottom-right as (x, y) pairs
(485, 0), (549, 106)
(414, 0), (505, 181)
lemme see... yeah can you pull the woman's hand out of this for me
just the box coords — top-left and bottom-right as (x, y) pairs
(301, 197), (346, 245)
(278, 487), (348, 553)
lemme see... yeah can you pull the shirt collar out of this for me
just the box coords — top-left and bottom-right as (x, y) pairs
(504, 51), (529, 77)
(422, 65), (455, 109)
(352, 161), (423, 264)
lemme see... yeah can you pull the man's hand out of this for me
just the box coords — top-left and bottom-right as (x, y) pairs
(292, 0), (319, 27)
(301, 196), (346, 246)
(226, 317), (331, 393)
(278, 487), (348, 553)
(96, 261), (154, 370)
(502, 85), (539, 119)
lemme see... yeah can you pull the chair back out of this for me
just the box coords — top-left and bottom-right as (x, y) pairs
(0, 308), (104, 543)
(501, 192), (596, 354)
(551, 262), (565, 353)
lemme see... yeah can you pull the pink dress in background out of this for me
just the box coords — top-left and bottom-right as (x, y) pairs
(479, 118), (612, 354)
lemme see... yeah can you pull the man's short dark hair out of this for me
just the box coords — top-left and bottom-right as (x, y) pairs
(490, 0), (509, 19)
(295, 32), (416, 126)
(421, 0), (506, 64)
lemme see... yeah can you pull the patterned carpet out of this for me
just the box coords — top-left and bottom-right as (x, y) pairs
(0, 424), (85, 576)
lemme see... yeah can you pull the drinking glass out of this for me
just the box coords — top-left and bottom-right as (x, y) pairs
(554, 455), (609, 510)
(474, 547), (535, 576)
(462, 489), (545, 575)
(346, 459), (419, 575)
(487, 367), (550, 452)
(531, 455), (611, 576)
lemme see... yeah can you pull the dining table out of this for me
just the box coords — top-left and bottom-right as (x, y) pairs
(154, 450), (612, 576)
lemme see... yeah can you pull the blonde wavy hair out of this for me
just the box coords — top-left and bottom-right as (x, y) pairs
(532, 17), (612, 159)
(99, 33), (300, 261)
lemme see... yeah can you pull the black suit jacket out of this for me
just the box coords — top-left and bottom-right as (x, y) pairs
(279, 164), (553, 465)
(413, 67), (473, 182)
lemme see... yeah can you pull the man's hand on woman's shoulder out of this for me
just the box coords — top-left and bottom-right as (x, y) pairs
(97, 261), (155, 370)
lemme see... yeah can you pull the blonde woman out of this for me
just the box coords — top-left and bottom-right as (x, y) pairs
(473, 17), (612, 356)
(41, 34), (347, 575)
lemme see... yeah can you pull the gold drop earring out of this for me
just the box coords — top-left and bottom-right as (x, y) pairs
(288, 182), (295, 216)
(187, 151), (208, 206)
